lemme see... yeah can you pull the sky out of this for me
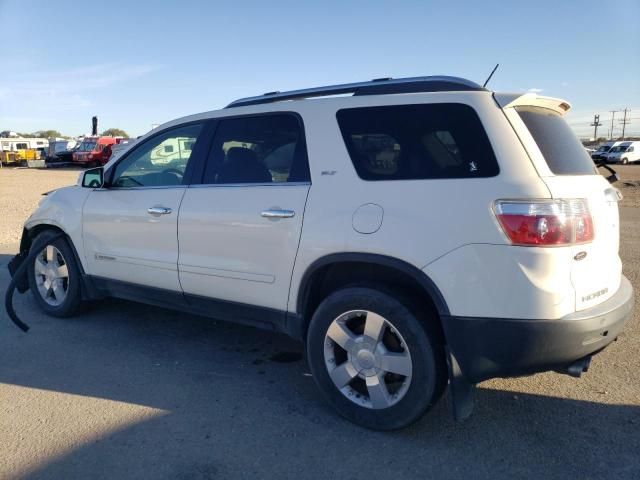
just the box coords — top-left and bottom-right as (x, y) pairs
(1, 0), (639, 139)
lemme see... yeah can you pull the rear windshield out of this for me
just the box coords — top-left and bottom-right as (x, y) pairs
(336, 103), (499, 181)
(515, 106), (596, 175)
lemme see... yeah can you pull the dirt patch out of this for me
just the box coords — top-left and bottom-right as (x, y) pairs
(609, 165), (640, 208)
(0, 167), (80, 246)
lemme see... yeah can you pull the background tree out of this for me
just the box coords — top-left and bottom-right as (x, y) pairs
(101, 128), (129, 138)
(33, 130), (63, 138)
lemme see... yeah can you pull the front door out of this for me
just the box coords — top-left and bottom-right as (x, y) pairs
(83, 123), (206, 291)
(178, 113), (311, 312)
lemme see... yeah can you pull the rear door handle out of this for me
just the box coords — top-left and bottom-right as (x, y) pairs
(261, 209), (295, 219)
(147, 206), (172, 215)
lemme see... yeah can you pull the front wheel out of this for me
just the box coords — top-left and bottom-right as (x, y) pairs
(27, 231), (82, 317)
(621, 158), (629, 165)
(306, 286), (446, 430)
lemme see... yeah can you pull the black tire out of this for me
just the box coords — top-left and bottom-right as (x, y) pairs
(27, 231), (82, 317)
(306, 286), (447, 430)
(621, 158), (628, 165)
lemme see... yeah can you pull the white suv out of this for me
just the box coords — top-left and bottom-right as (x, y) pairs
(8, 76), (634, 430)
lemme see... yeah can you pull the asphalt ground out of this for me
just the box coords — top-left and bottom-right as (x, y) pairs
(0, 168), (639, 479)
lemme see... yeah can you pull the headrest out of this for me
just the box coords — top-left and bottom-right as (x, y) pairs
(226, 147), (257, 164)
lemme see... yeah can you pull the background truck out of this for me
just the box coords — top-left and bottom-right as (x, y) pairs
(72, 136), (118, 167)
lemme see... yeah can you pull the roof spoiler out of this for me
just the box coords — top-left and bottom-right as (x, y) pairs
(493, 93), (572, 116)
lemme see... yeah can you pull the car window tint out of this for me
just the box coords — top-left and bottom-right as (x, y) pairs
(515, 106), (596, 175)
(112, 123), (203, 188)
(202, 114), (309, 184)
(336, 103), (499, 180)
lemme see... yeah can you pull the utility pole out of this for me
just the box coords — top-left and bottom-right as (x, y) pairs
(619, 108), (631, 140)
(609, 110), (621, 140)
(590, 114), (602, 141)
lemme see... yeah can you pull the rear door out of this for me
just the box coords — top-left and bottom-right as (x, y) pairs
(501, 97), (622, 311)
(178, 113), (310, 313)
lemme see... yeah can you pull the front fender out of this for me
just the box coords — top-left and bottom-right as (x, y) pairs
(24, 186), (91, 272)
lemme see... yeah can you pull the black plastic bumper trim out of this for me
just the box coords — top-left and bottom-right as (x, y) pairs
(442, 276), (634, 383)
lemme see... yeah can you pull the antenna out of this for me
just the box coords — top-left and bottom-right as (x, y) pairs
(482, 64), (499, 88)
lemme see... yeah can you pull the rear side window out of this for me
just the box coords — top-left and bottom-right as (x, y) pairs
(202, 114), (310, 184)
(336, 103), (499, 181)
(515, 106), (596, 175)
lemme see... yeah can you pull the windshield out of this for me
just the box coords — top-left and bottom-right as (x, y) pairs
(515, 106), (596, 175)
(78, 141), (97, 152)
(596, 145), (611, 152)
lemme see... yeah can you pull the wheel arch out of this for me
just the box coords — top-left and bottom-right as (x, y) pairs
(19, 223), (88, 278)
(21, 223), (65, 252)
(294, 253), (450, 339)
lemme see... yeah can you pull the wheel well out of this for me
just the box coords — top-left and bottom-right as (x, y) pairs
(21, 224), (85, 274)
(297, 257), (448, 342)
(20, 224), (65, 253)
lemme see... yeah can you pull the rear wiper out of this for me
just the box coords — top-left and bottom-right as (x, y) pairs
(596, 161), (619, 184)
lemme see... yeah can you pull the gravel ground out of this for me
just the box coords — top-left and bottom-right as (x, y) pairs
(0, 166), (639, 479)
(0, 168), (79, 246)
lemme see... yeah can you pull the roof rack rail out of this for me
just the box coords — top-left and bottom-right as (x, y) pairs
(225, 76), (486, 108)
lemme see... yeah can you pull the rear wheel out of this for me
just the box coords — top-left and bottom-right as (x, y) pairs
(306, 286), (446, 430)
(27, 231), (82, 317)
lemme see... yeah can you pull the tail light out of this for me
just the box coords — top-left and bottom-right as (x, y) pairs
(494, 199), (594, 246)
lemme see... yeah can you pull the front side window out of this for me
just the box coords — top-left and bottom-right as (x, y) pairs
(202, 114), (309, 184)
(337, 103), (499, 180)
(111, 123), (203, 188)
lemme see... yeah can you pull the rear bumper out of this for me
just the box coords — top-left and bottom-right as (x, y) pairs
(443, 275), (634, 383)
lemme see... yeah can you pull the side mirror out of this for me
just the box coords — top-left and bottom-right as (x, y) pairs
(82, 167), (104, 188)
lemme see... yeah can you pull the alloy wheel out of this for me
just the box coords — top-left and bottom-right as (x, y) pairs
(323, 310), (412, 409)
(34, 245), (69, 306)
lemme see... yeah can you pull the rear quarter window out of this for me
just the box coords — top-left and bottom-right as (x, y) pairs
(515, 106), (597, 175)
(336, 103), (499, 181)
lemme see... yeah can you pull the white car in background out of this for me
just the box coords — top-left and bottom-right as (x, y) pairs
(605, 141), (640, 164)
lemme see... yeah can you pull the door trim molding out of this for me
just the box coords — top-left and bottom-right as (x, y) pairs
(88, 276), (289, 334)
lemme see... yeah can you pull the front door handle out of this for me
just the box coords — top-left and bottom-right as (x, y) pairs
(261, 209), (295, 219)
(147, 206), (172, 215)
